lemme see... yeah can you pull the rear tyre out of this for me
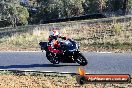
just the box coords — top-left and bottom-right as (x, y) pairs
(46, 52), (60, 64)
(76, 53), (87, 66)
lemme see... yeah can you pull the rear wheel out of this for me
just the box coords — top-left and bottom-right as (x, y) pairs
(76, 53), (87, 66)
(46, 52), (60, 64)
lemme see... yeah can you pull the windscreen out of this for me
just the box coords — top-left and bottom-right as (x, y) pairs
(63, 40), (77, 51)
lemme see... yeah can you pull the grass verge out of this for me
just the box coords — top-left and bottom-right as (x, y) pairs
(0, 17), (131, 53)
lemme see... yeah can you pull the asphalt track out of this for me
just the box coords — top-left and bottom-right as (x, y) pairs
(0, 51), (132, 76)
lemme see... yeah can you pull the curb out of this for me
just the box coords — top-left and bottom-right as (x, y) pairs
(0, 69), (78, 75)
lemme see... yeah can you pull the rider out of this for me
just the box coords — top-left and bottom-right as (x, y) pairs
(49, 28), (66, 42)
(48, 28), (66, 53)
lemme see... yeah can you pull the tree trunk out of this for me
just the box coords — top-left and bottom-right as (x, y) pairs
(122, 0), (128, 15)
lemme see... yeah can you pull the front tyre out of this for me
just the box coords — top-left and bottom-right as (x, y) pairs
(76, 53), (87, 66)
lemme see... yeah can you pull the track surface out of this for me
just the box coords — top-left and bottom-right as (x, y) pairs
(0, 52), (131, 75)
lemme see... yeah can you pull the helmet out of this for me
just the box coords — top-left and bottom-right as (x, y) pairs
(49, 28), (61, 37)
(53, 28), (61, 37)
(54, 30), (60, 36)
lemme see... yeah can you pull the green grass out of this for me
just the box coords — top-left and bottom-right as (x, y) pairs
(0, 70), (14, 75)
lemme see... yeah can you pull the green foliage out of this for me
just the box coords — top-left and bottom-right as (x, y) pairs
(0, 71), (14, 75)
(0, 0), (132, 26)
(16, 5), (29, 25)
(0, 1), (29, 27)
(29, 0), (84, 23)
(83, 0), (106, 14)
(31, 0), (130, 23)
(8, 3), (29, 25)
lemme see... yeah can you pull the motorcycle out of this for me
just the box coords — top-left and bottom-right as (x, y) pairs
(39, 38), (87, 66)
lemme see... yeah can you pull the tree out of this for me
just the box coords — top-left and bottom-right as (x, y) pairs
(16, 5), (29, 25)
(24, 0), (132, 24)
(57, 0), (84, 17)
(122, 0), (128, 15)
(82, 0), (106, 14)
(0, 0), (29, 27)
(29, 0), (64, 23)
(70, 0), (84, 16)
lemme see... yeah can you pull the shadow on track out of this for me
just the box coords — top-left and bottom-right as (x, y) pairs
(0, 64), (80, 69)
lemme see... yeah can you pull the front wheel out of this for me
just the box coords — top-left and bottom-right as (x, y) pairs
(75, 53), (87, 66)
(46, 52), (60, 64)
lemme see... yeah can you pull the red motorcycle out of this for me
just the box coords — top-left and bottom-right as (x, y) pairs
(39, 38), (87, 66)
